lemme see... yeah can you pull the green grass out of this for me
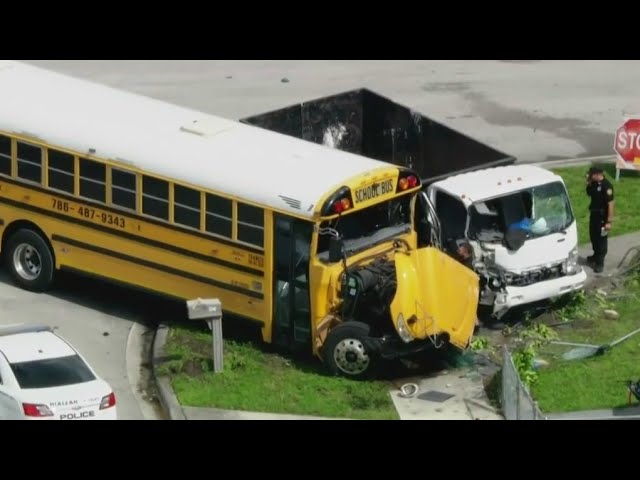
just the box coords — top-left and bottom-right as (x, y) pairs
(525, 163), (640, 412)
(158, 323), (399, 420)
(531, 279), (640, 413)
(552, 163), (640, 245)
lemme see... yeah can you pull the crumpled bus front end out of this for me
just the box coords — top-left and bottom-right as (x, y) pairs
(314, 167), (479, 378)
(389, 247), (479, 350)
(319, 245), (480, 379)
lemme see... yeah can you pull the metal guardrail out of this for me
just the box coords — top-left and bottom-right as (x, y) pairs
(501, 345), (546, 420)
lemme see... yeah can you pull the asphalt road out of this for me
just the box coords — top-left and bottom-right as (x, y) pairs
(22, 60), (640, 163)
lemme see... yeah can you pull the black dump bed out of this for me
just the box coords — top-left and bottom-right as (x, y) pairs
(240, 88), (516, 184)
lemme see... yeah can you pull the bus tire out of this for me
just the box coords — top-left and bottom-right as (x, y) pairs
(5, 229), (54, 292)
(322, 321), (377, 380)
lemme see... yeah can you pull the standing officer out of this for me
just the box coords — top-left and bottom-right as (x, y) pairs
(585, 166), (614, 273)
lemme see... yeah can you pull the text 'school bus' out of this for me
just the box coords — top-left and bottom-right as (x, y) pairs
(0, 61), (478, 378)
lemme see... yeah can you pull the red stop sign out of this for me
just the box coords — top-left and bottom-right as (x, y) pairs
(615, 118), (640, 164)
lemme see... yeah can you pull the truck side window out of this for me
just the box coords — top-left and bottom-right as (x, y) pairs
(435, 191), (467, 253)
(469, 200), (502, 240)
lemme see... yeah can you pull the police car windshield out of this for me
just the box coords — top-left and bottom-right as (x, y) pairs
(317, 196), (412, 259)
(10, 354), (96, 389)
(468, 181), (574, 242)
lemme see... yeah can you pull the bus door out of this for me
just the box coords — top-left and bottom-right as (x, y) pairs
(272, 215), (312, 349)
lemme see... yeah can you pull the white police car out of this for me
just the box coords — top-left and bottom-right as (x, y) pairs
(0, 324), (117, 420)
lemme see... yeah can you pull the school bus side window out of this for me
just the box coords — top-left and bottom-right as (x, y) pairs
(205, 193), (232, 238)
(111, 168), (137, 211)
(174, 184), (201, 229)
(17, 141), (42, 184)
(143, 176), (169, 220)
(79, 158), (106, 202)
(48, 149), (75, 194)
(0, 135), (11, 176)
(237, 203), (264, 247)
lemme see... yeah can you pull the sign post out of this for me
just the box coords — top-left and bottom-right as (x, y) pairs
(613, 117), (640, 181)
(186, 298), (223, 373)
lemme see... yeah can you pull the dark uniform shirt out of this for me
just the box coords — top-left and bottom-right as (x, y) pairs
(586, 178), (614, 221)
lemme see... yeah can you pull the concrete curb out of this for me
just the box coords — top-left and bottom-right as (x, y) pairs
(182, 405), (350, 420)
(151, 323), (187, 420)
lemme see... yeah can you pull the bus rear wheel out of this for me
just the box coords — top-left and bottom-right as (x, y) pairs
(322, 322), (377, 380)
(5, 229), (54, 292)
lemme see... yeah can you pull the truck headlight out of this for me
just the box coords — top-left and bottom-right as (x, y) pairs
(563, 247), (578, 275)
(396, 313), (414, 343)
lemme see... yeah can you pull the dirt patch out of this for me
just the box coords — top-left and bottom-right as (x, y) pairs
(178, 334), (212, 358)
(567, 318), (597, 330)
(263, 352), (289, 369)
(183, 358), (208, 377)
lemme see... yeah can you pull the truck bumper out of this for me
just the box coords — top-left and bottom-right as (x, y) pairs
(493, 268), (587, 317)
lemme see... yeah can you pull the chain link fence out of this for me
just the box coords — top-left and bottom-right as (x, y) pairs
(501, 345), (546, 420)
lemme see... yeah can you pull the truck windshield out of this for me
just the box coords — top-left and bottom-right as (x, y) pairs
(317, 195), (412, 260)
(468, 181), (574, 242)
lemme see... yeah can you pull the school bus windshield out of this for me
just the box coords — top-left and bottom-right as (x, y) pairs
(317, 195), (412, 260)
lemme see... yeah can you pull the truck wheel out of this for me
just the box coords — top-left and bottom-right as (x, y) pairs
(5, 229), (54, 292)
(322, 322), (377, 379)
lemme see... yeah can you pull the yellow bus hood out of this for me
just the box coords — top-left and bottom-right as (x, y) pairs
(389, 247), (479, 349)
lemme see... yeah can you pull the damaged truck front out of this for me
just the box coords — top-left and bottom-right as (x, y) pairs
(242, 88), (586, 324)
(427, 165), (586, 320)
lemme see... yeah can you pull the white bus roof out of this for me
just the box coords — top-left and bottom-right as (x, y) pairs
(433, 164), (563, 205)
(0, 60), (396, 219)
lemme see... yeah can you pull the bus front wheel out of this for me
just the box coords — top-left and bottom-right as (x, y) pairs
(322, 321), (377, 380)
(5, 229), (54, 292)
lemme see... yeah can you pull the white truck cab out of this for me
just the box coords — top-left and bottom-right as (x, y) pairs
(425, 164), (587, 319)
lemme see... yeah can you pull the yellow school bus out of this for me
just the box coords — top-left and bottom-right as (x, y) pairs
(0, 61), (479, 378)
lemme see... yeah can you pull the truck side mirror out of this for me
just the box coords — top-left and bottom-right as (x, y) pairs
(329, 237), (344, 263)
